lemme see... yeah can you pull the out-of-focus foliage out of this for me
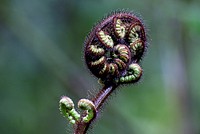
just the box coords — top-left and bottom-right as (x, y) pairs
(0, 0), (200, 134)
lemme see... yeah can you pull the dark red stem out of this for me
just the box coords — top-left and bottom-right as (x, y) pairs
(74, 85), (117, 134)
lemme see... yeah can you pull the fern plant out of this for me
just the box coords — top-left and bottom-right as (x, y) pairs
(59, 10), (147, 134)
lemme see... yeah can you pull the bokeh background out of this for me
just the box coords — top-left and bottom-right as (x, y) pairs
(0, 0), (200, 134)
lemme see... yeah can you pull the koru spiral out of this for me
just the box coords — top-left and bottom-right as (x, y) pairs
(84, 11), (147, 85)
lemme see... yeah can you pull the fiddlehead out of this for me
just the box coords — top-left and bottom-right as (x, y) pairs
(84, 11), (146, 85)
(59, 10), (148, 134)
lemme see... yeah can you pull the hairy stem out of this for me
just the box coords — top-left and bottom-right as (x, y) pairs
(92, 85), (117, 110)
(74, 85), (117, 134)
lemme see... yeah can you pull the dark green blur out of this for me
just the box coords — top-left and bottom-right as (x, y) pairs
(0, 0), (200, 134)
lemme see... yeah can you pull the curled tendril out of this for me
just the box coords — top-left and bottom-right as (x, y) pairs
(78, 99), (96, 123)
(119, 63), (142, 84)
(59, 96), (80, 124)
(84, 11), (147, 85)
(59, 97), (96, 124)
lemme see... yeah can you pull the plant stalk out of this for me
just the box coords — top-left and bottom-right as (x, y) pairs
(74, 85), (117, 134)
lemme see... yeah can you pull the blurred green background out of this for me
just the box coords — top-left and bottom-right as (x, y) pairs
(0, 0), (200, 134)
